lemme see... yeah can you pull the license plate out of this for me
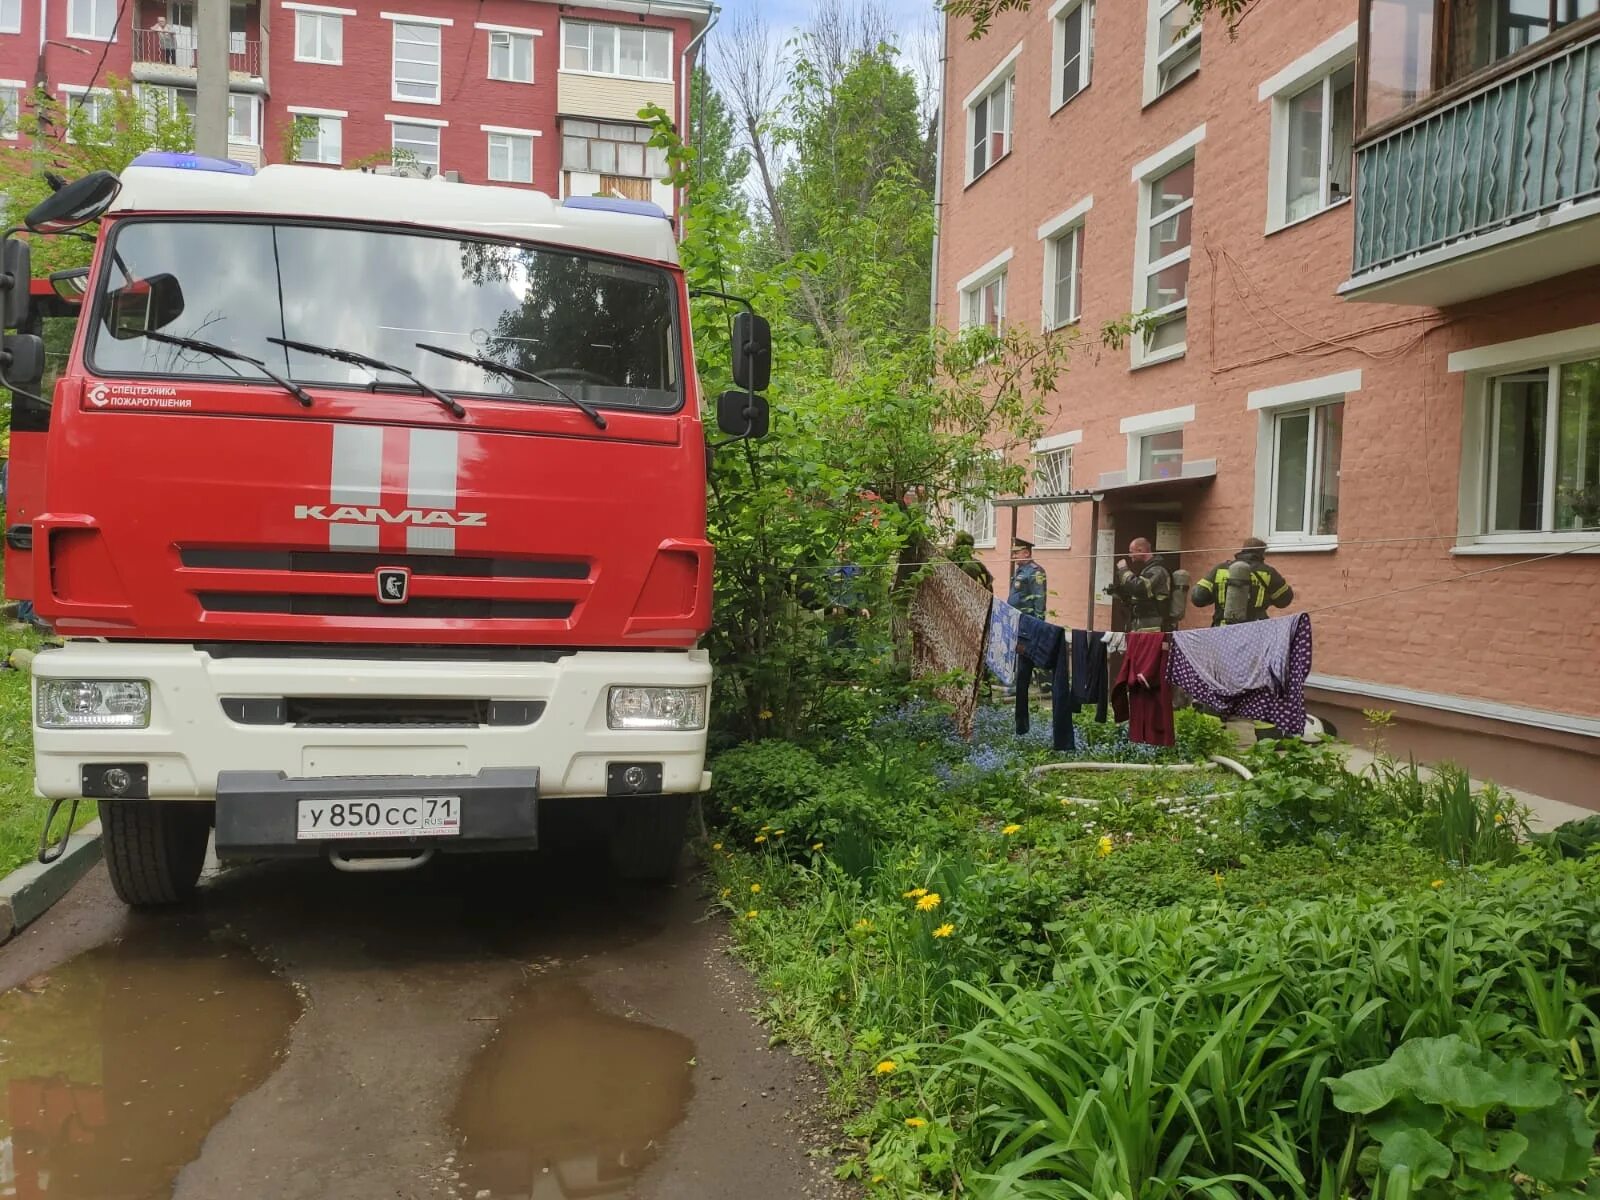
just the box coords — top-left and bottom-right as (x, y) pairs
(295, 796), (461, 841)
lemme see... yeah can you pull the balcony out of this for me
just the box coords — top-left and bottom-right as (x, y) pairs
(1344, 21), (1600, 306)
(133, 27), (262, 84)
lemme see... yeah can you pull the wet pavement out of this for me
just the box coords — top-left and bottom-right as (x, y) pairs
(0, 848), (854, 1200)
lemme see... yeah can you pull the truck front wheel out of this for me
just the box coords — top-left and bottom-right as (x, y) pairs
(102, 801), (213, 907)
(609, 796), (690, 884)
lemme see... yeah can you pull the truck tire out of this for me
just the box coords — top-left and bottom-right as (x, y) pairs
(102, 801), (212, 907)
(609, 796), (690, 884)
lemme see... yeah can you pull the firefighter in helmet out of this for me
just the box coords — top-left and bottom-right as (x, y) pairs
(1190, 537), (1294, 626)
(1106, 537), (1171, 632)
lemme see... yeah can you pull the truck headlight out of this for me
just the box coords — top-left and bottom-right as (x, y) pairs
(608, 686), (707, 731)
(37, 680), (151, 730)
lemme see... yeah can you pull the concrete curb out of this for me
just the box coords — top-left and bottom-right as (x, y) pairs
(0, 819), (103, 945)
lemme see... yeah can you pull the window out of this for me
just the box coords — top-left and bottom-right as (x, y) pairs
(1031, 449), (1072, 546)
(952, 493), (997, 548)
(562, 21), (671, 81)
(488, 30), (534, 82)
(1137, 155), (1195, 361)
(1482, 358), (1600, 534)
(0, 0), (20, 33)
(1046, 225), (1083, 329)
(295, 11), (343, 64)
(1269, 401), (1344, 540)
(1139, 429), (1184, 480)
(69, 0), (116, 39)
(1150, 0), (1200, 99)
(560, 120), (668, 179)
(227, 93), (257, 143)
(1053, 0), (1093, 109)
(61, 88), (112, 141)
(0, 87), (18, 140)
(487, 131), (533, 183)
(1279, 64), (1355, 226)
(393, 21), (442, 104)
(392, 121), (441, 174)
(961, 271), (1007, 333)
(294, 114), (342, 164)
(967, 74), (1012, 181)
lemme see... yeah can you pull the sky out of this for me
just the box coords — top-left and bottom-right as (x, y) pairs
(713, 0), (940, 38)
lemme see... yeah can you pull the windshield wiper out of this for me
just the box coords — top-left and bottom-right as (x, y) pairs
(139, 330), (315, 408)
(267, 337), (466, 420)
(414, 342), (607, 430)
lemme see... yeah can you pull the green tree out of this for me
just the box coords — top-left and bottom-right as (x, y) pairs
(944, 0), (1250, 40)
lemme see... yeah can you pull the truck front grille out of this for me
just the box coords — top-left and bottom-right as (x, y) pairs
(220, 696), (545, 728)
(179, 548), (589, 580)
(197, 594), (575, 621)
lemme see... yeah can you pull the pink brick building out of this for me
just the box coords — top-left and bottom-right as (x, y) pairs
(2, 0), (710, 201)
(936, 0), (1600, 802)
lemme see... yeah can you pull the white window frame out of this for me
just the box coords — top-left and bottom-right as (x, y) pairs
(480, 23), (539, 83)
(385, 13), (449, 105)
(289, 105), (345, 164)
(963, 41), (1020, 186)
(290, 6), (349, 65)
(956, 248), (1013, 334)
(59, 85), (113, 142)
(1050, 0), (1093, 112)
(227, 92), (259, 144)
(952, 450), (1003, 550)
(1450, 326), (1600, 554)
(0, 81), (23, 140)
(1259, 24), (1358, 234)
(68, 0), (117, 41)
(1030, 430), (1081, 548)
(387, 113), (445, 174)
(1038, 195), (1092, 331)
(1121, 405), (1194, 481)
(1248, 369), (1360, 552)
(559, 20), (672, 83)
(1145, 0), (1200, 104)
(0, 0), (21, 35)
(483, 124), (540, 183)
(1130, 125), (1204, 369)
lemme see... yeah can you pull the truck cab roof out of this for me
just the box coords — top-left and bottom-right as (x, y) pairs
(110, 156), (682, 267)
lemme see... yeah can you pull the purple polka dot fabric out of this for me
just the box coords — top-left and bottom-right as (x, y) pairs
(1166, 613), (1313, 734)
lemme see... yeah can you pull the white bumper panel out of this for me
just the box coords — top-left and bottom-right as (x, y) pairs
(32, 642), (712, 801)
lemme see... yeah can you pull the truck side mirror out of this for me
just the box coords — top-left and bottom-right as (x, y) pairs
(0, 239), (31, 330)
(49, 267), (89, 308)
(24, 170), (122, 234)
(730, 311), (771, 393)
(0, 332), (45, 386)
(717, 388), (769, 440)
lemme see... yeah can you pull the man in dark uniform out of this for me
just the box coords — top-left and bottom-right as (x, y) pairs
(1107, 537), (1171, 631)
(1008, 538), (1047, 618)
(1190, 536), (1294, 625)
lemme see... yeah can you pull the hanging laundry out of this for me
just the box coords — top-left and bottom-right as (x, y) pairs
(984, 599), (1023, 689)
(1015, 615), (1073, 751)
(1167, 613), (1313, 736)
(1103, 631), (1128, 655)
(1069, 629), (1110, 725)
(1113, 631), (1174, 747)
(910, 562), (993, 739)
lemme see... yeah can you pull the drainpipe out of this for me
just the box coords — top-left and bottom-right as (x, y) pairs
(676, 2), (719, 239)
(927, 3), (947, 329)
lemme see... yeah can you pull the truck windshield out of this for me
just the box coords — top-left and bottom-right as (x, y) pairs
(86, 218), (683, 413)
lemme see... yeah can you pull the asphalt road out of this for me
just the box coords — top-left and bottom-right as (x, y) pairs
(0, 844), (855, 1200)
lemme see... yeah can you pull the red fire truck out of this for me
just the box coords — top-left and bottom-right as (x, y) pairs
(0, 154), (770, 906)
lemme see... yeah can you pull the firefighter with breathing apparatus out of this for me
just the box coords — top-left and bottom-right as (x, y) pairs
(1190, 536), (1295, 625)
(1106, 537), (1190, 632)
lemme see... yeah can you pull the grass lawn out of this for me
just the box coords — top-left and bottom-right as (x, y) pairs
(0, 622), (95, 878)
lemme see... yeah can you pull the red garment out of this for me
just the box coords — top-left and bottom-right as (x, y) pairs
(1112, 632), (1174, 747)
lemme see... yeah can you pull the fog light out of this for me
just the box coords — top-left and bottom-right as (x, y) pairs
(103, 767), (132, 795)
(607, 686), (706, 732)
(623, 765), (648, 790)
(38, 679), (151, 729)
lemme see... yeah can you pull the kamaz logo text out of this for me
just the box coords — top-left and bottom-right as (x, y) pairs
(294, 505), (488, 528)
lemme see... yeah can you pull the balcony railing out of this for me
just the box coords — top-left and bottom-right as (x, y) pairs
(133, 28), (261, 77)
(1352, 30), (1600, 278)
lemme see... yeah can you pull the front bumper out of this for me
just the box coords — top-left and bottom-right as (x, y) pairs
(32, 642), (712, 801)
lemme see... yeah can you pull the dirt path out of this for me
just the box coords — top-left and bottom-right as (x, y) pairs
(0, 849), (854, 1200)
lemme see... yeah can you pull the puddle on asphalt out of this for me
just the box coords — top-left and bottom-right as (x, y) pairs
(451, 980), (694, 1199)
(0, 924), (301, 1199)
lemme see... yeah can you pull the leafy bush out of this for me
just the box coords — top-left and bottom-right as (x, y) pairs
(1537, 813), (1600, 861)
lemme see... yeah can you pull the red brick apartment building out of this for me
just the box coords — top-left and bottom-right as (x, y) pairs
(936, 0), (1600, 803)
(0, 0), (711, 202)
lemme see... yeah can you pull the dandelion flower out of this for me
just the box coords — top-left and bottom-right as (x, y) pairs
(812, 842), (824, 851)
(755, 835), (767, 844)
(1212, 871), (1225, 890)
(1494, 812), (1506, 825)
(745, 910), (759, 919)
(875, 1060), (897, 1075)
(902, 887), (928, 899)
(1431, 879), (1444, 888)
(1001, 823), (1023, 836)
(915, 892), (942, 912)
(773, 829), (786, 836)
(1097, 835), (1114, 858)
(761, 825), (771, 832)
(932, 923), (955, 938)
(711, 842), (723, 851)
(750, 883), (762, 894)
(905, 1117), (927, 1128)
(759, 710), (774, 720)
(854, 918), (873, 931)
(720, 888), (731, 899)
